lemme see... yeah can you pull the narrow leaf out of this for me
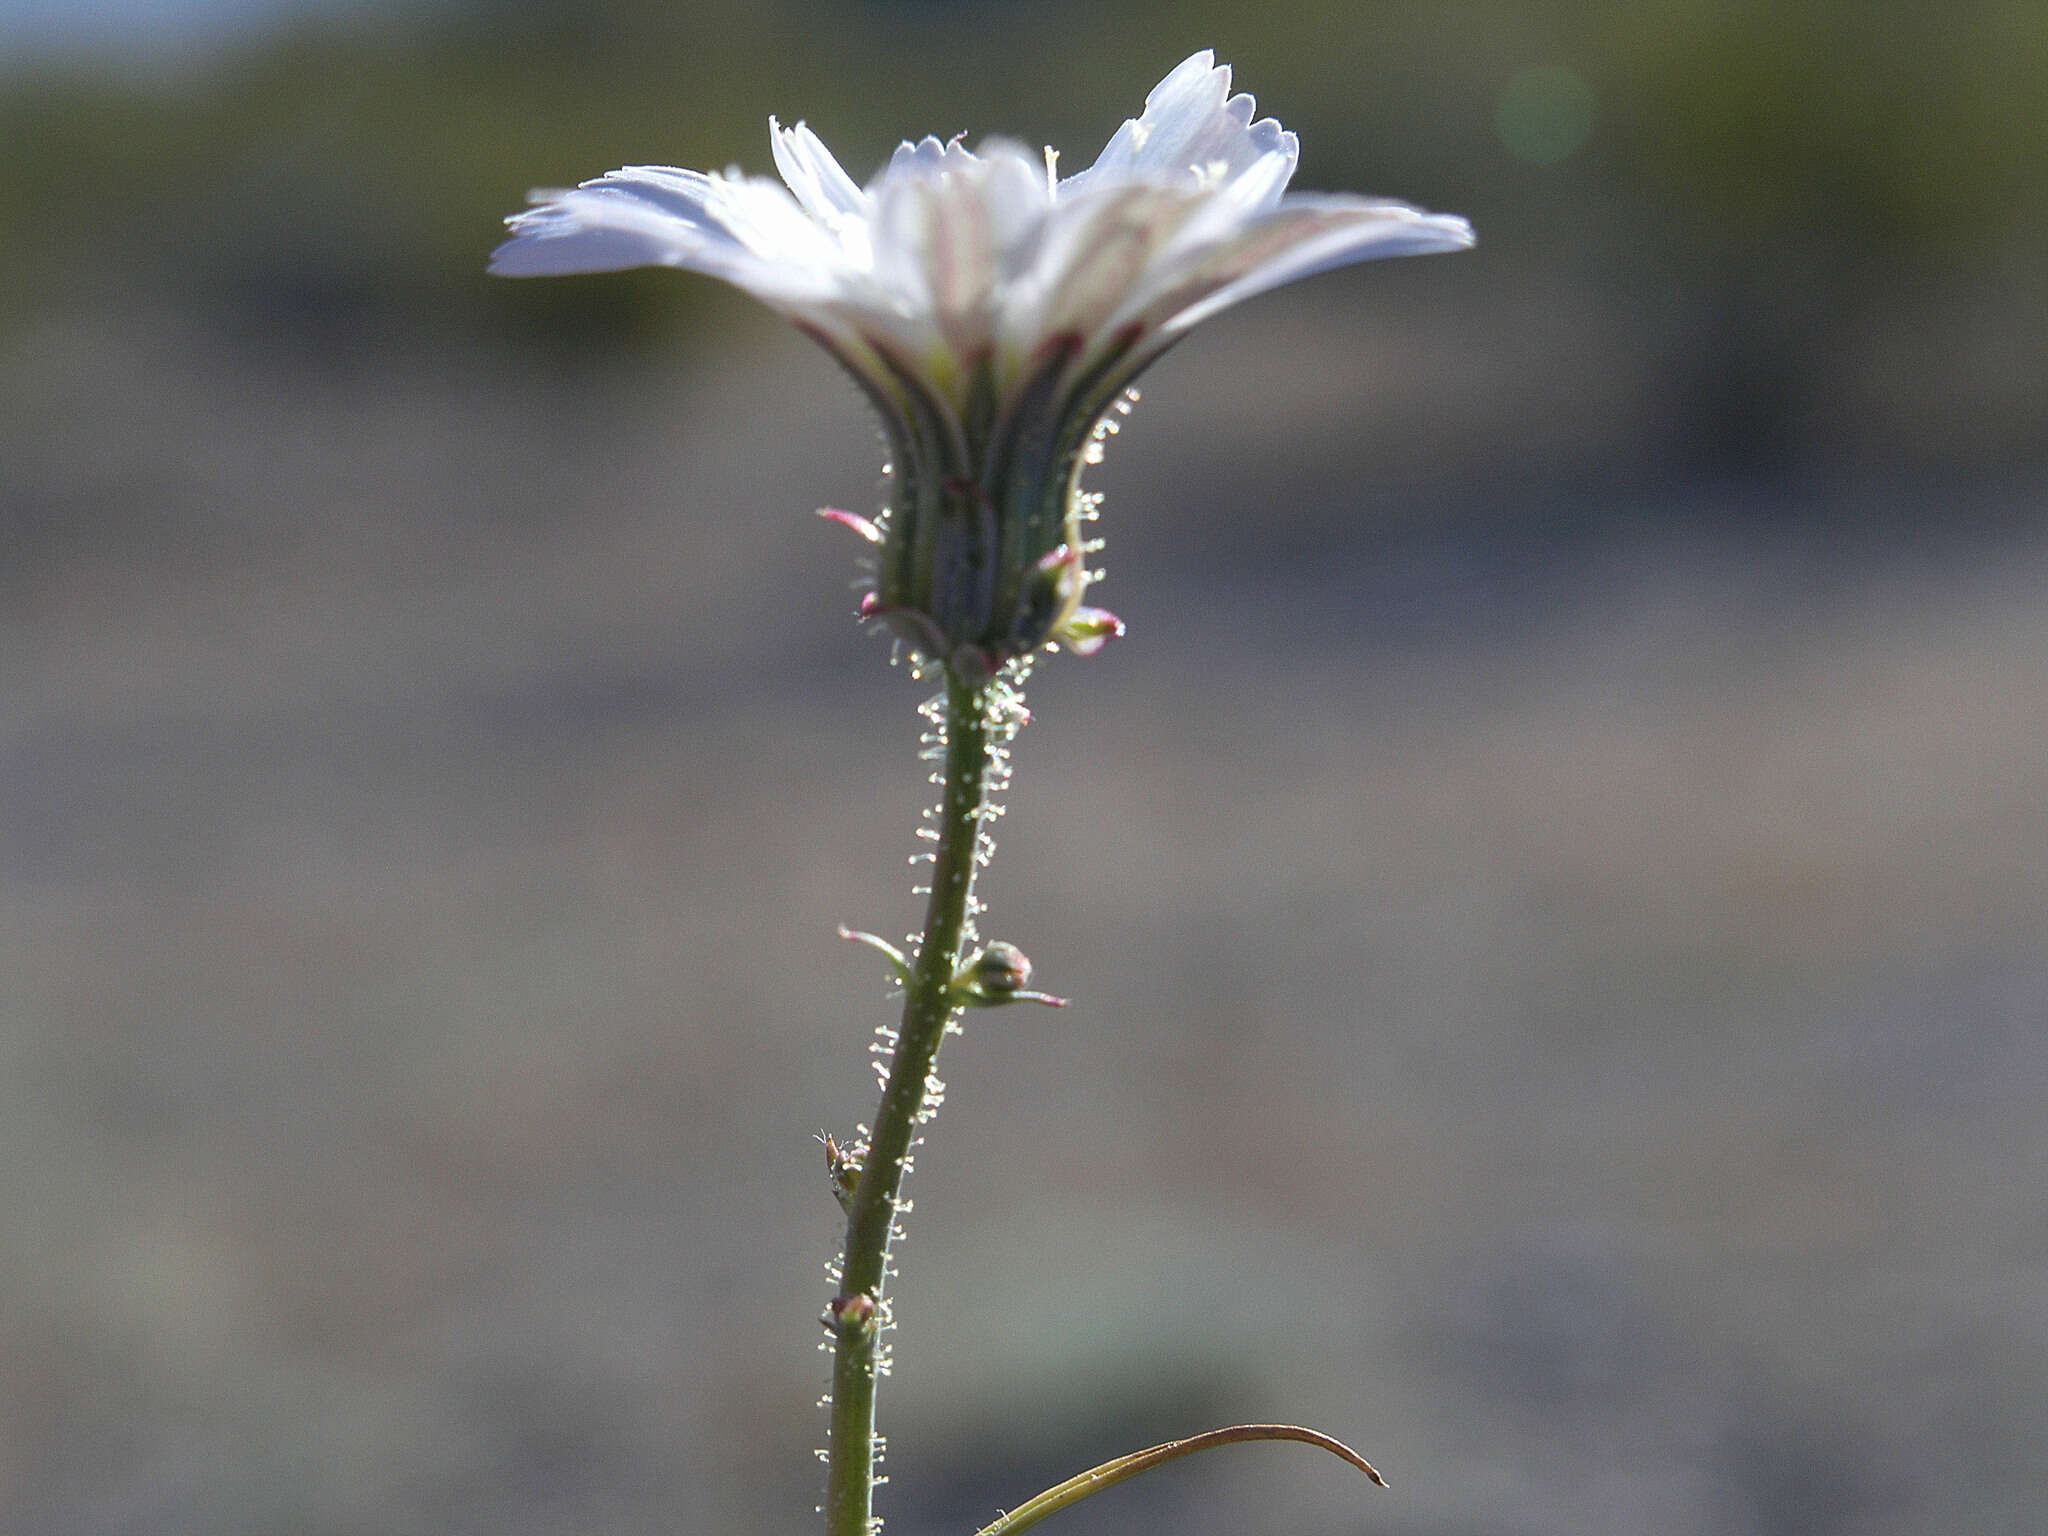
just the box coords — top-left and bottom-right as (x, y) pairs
(972, 1422), (1386, 1536)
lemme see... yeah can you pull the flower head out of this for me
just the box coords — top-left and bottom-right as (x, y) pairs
(493, 52), (1472, 674)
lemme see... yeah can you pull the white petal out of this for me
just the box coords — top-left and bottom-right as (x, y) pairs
(870, 172), (989, 357)
(489, 189), (705, 276)
(489, 54), (1474, 449)
(490, 166), (844, 305)
(879, 134), (982, 187)
(1062, 50), (1297, 204)
(770, 118), (868, 227)
(1135, 195), (1475, 342)
(966, 140), (1056, 280)
(1169, 147), (1296, 244)
(866, 140), (1051, 362)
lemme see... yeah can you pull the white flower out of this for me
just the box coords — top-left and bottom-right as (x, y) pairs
(493, 51), (1472, 674)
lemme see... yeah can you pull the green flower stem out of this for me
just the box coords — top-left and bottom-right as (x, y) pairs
(826, 665), (998, 1536)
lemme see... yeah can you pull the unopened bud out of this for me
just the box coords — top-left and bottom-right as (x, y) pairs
(974, 942), (1033, 994)
(826, 1292), (878, 1335)
(953, 943), (1070, 1009)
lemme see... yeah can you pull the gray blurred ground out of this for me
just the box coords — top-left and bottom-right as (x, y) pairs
(4, 284), (2044, 1536)
(4, 5), (2048, 1530)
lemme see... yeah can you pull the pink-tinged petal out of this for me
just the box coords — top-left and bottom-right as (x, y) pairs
(867, 178), (986, 362)
(770, 118), (869, 227)
(1062, 50), (1298, 205)
(869, 140), (1051, 363)
(1001, 181), (1208, 352)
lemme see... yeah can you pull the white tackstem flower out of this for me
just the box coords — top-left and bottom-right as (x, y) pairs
(493, 50), (1473, 675)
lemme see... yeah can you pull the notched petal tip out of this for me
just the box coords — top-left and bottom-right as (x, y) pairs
(1063, 48), (1297, 203)
(883, 133), (983, 187)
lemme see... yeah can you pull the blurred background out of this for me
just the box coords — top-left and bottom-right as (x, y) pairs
(3, 1), (2045, 1533)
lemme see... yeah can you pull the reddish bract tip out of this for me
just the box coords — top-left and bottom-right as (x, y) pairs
(1058, 606), (1126, 657)
(819, 507), (885, 544)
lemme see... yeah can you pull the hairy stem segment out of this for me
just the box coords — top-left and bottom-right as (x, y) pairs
(826, 666), (998, 1536)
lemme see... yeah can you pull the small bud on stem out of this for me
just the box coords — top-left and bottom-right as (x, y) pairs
(825, 1292), (878, 1336)
(953, 942), (1070, 1008)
